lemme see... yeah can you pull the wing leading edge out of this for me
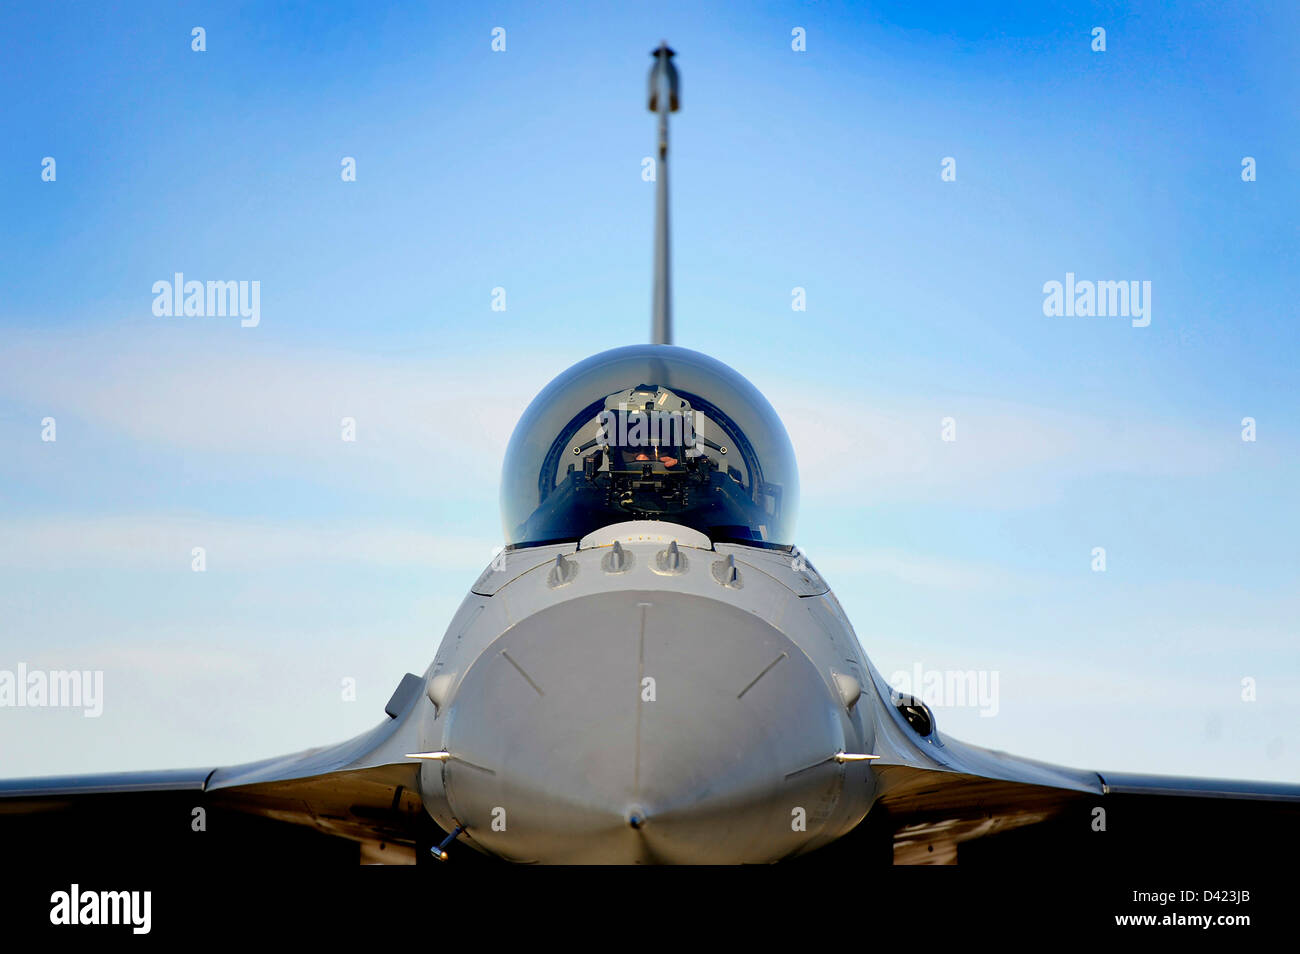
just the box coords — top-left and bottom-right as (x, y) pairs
(0, 673), (438, 865)
(818, 660), (1300, 865)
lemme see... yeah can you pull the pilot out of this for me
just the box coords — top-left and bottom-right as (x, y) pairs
(601, 384), (699, 470)
(632, 450), (680, 467)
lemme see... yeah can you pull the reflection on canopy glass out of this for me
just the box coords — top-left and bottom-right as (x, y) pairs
(501, 346), (799, 548)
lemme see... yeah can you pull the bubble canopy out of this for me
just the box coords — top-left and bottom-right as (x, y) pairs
(501, 345), (799, 548)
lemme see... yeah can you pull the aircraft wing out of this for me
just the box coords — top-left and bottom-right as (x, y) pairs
(7, 659), (1296, 867)
(0, 673), (436, 865)
(828, 660), (1300, 864)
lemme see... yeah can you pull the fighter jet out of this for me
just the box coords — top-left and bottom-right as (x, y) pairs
(3, 43), (1297, 866)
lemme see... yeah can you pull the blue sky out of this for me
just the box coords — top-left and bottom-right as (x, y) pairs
(1, 1), (1297, 784)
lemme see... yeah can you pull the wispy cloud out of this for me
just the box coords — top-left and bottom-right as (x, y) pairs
(771, 385), (1237, 508)
(0, 326), (559, 493)
(813, 546), (1023, 590)
(0, 514), (498, 572)
(2, 328), (1250, 514)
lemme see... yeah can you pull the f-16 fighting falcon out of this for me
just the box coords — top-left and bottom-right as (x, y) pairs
(3, 43), (1298, 867)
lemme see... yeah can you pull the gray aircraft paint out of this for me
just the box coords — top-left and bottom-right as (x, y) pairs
(417, 521), (876, 863)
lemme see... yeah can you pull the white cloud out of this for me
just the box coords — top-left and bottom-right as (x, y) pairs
(769, 385), (1232, 507)
(813, 547), (1023, 590)
(0, 515), (497, 572)
(2, 327), (1239, 512)
(0, 326), (564, 492)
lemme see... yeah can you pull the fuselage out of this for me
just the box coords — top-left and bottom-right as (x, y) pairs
(417, 520), (879, 863)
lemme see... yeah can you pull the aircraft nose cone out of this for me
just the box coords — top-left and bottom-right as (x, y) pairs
(441, 591), (849, 863)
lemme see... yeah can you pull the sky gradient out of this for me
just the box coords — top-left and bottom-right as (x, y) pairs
(1, 1), (1297, 784)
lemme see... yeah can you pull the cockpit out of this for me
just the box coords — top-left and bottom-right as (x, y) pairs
(501, 345), (799, 548)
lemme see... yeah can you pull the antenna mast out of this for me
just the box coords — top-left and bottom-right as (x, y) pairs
(648, 42), (679, 346)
